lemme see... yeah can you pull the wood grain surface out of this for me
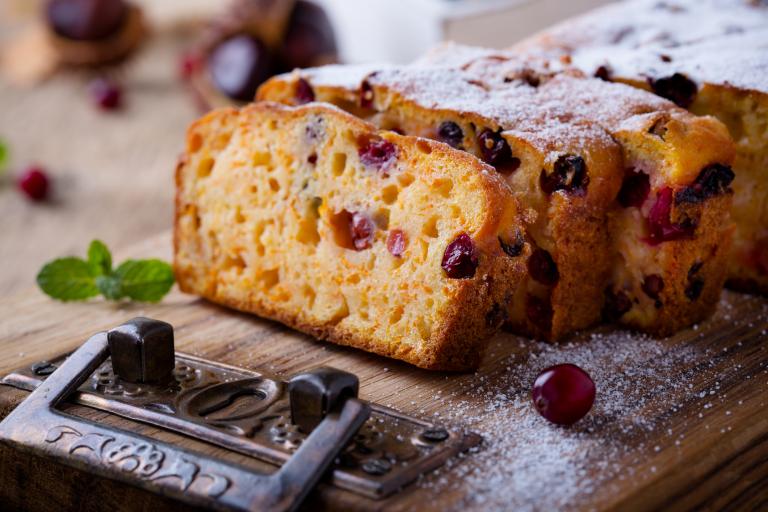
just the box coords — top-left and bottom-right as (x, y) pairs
(0, 232), (767, 511)
(0, 6), (203, 296)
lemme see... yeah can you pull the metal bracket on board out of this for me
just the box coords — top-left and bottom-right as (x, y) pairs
(0, 318), (481, 511)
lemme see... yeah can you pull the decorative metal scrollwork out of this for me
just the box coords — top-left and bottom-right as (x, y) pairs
(1, 321), (481, 509)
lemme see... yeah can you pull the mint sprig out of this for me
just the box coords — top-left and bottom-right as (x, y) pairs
(37, 240), (175, 303)
(36, 257), (100, 301)
(88, 239), (112, 276)
(0, 138), (8, 176)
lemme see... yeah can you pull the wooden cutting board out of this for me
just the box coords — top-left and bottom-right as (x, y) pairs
(0, 233), (767, 511)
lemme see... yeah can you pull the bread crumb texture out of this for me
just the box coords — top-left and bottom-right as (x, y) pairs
(175, 102), (527, 370)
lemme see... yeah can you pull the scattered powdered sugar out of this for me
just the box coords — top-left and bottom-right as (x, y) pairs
(304, 63), (389, 90)
(413, 329), (719, 511)
(528, 0), (768, 93)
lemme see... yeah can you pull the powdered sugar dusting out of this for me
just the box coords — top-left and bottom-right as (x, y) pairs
(412, 47), (696, 136)
(300, 48), (690, 158)
(367, 67), (617, 156)
(404, 293), (768, 511)
(520, 0), (768, 93)
(302, 63), (389, 90)
(418, 333), (697, 510)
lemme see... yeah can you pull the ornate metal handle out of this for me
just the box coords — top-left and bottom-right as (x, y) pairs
(0, 328), (370, 512)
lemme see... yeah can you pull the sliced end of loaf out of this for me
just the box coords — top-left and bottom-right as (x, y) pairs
(175, 102), (528, 370)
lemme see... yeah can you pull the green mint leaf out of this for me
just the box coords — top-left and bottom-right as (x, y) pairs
(113, 259), (175, 303)
(38, 240), (175, 304)
(36, 257), (100, 301)
(95, 274), (123, 301)
(0, 139), (7, 172)
(87, 239), (112, 276)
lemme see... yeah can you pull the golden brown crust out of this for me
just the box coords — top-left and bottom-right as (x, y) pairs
(618, 195), (733, 336)
(515, 0), (767, 296)
(174, 102), (527, 370)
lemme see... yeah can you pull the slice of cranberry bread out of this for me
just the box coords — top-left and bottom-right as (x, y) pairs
(515, 0), (768, 295)
(259, 53), (736, 336)
(427, 47), (737, 335)
(260, 65), (625, 341)
(174, 102), (528, 370)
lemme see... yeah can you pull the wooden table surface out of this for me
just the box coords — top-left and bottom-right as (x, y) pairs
(0, 233), (767, 511)
(0, 1), (208, 296)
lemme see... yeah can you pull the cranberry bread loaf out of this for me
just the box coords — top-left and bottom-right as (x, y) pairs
(261, 65), (626, 340)
(258, 54), (736, 337)
(174, 102), (528, 370)
(516, 0), (768, 294)
(421, 46), (737, 334)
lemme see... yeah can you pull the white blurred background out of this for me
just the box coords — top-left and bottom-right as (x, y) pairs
(131, 0), (613, 63)
(317, 0), (613, 63)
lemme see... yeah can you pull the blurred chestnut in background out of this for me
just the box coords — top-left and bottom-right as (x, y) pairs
(187, 0), (338, 106)
(46, 0), (128, 41)
(280, 0), (338, 71)
(39, 0), (146, 69)
(209, 35), (274, 102)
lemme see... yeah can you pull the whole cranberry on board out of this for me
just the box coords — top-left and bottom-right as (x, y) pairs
(17, 166), (50, 202)
(532, 363), (596, 425)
